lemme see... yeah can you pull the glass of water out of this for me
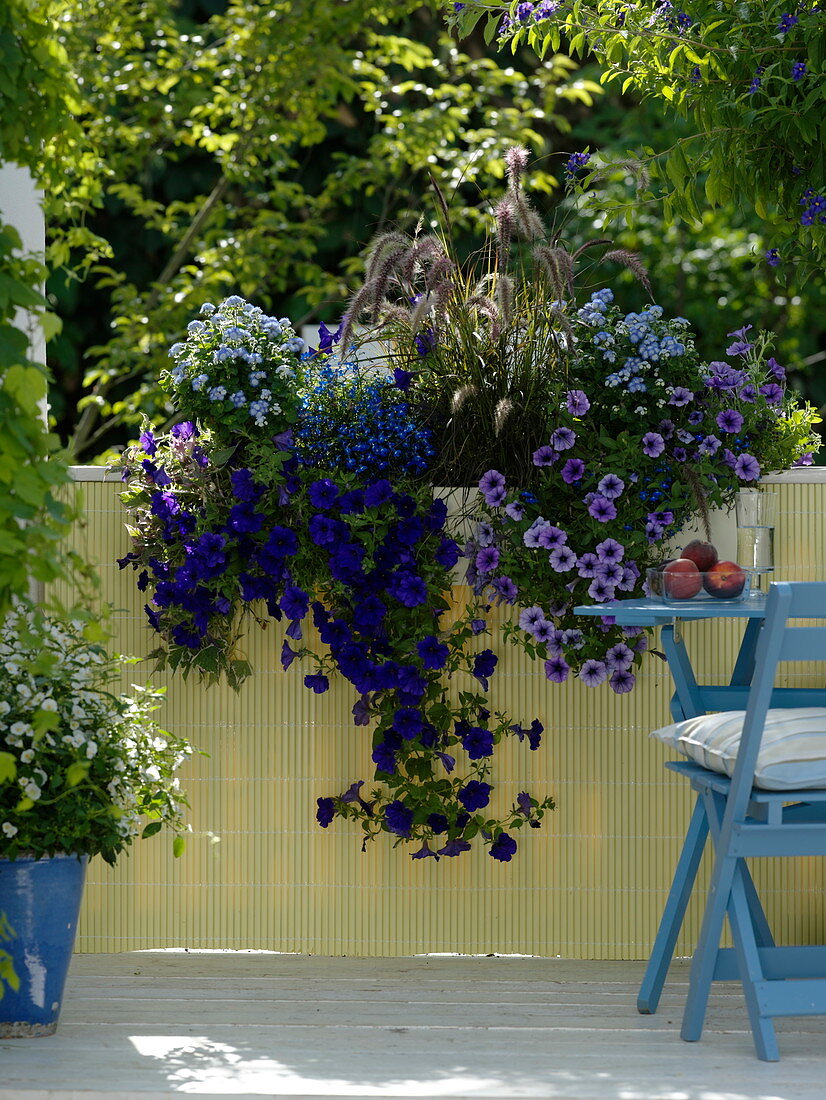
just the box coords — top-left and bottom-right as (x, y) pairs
(735, 489), (777, 592)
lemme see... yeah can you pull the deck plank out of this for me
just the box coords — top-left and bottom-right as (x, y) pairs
(1, 953), (824, 1098)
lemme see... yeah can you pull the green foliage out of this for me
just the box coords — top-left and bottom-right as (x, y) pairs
(451, 1), (826, 273)
(0, 0), (87, 613)
(48, 0), (603, 459)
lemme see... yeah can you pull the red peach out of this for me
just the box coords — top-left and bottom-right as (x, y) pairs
(681, 539), (719, 572)
(662, 558), (703, 600)
(703, 560), (746, 599)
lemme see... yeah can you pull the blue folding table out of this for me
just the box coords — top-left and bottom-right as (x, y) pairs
(574, 594), (780, 1013)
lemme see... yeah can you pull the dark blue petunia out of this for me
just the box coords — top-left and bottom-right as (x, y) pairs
(384, 799), (414, 837)
(489, 832), (517, 862)
(316, 797), (335, 828)
(458, 780), (492, 812)
(416, 635), (449, 670)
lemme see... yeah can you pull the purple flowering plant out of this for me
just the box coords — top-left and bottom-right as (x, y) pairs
(116, 306), (554, 862)
(465, 291), (819, 689)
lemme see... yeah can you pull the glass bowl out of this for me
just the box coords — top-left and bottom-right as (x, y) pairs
(646, 565), (753, 605)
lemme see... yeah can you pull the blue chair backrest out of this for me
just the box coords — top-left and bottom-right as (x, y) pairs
(729, 582), (826, 810)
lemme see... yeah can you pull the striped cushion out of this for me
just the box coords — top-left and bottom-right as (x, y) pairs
(650, 708), (826, 791)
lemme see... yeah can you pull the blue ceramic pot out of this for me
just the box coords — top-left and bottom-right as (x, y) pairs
(0, 853), (88, 1037)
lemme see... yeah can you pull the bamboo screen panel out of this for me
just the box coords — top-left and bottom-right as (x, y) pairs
(53, 472), (826, 959)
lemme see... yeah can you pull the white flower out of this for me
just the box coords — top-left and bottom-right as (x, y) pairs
(86, 741), (98, 759)
(10, 721), (30, 738)
(0, 701), (9, 716)
(1, 822), (17, 838)
(40, 697), (58, 711)
(22, 780), (41, 800)
(20, 748), (34, 763)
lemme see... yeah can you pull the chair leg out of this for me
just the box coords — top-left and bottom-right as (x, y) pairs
(728, 863), (780, 1061)
(638, 795), (709, 1014)
(681, 790), (734, 1043)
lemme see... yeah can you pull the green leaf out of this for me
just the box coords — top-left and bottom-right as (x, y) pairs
(0, 752), (16, 784)
(65, 761), (90, 787)
(142, 820), (163, 839)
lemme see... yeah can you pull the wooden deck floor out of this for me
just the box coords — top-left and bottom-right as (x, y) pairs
(1, 952), (825, 1098)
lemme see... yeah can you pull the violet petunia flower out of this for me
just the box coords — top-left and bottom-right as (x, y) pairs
(760, 383), (783, 404)
(588, 495), (617, 523)
(609, 668), (636, 694)
(532, 445), (557, 467)
(550, 427), (576, 451)
(544, 655), (570, 683)
(597, 473), (624, 500)
(577, 552), (599, 578)
(716, 408), (744, 434)
(595, 538), (624, 563)
(561, 458), (585, 483)
(734, 452), (761, 481)
(641, 432), (665, 458)
(479, 469), (506, 496)
(579, 658), (608, 687)
(549, 545), (577, 572)
(475, 546), (500, 573)
(505, 500), (525, 521)
(566, 389), (590, 416)
(519, 606), (546, 633)
(668, 387), (693, 407)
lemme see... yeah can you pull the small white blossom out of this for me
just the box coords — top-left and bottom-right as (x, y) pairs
(2, 822), (17, 838)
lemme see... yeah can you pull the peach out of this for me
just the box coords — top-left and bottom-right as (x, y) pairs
(703, 560), (746, 599)
(662, 558), (703, 600)
(681, 539), (718, 572)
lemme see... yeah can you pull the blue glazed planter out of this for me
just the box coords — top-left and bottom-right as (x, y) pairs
(0, 853), (88, 1037)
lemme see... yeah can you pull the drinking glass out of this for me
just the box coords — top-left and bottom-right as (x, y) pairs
(735, 489), (777, 592)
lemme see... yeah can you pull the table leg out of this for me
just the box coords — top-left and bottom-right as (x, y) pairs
(638, 793), (709, 1014)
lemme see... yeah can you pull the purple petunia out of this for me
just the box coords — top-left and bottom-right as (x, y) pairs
(505, 499), (525, 521)
(716, 408), (744, 434)
(566, 389), (590, 416)
(519, 606), (546, 633)
(577, 552), (599, 577)
(304, 673), (330, 694)
(479, 469), (506, 497)
(532, 445), (557, 467)
(641, 432), (665, 458)
(489, 832), (517, 862)
(735, 453), (761, 481)
(550, 427), (576, 451)
(438, 838), (472, 857)
(549, 545), (577, 572)
(597, 473), (624, 500)
(308, 478), (340, 509)
(760, 383), (783, 404)
(588, 496), (617, 523)
(316, 797), (335, 827)
(668, 387), (693, 407)
(605, 643), (634, 672)
(462, 726), (494, 759)
(280, 585), (309, 621)
(536, 523), (567, 550)
(544, 655), (570, 683)
(458, 780), (492, 812)
(364, 479), (393, 507)
(385, 800), (414, 837)
(588, 577), (615, 602)
(596, 538), (624, 563)
(388, 570), (428, 607)
(475, 546), (500, 573)
(561, 458), (585, 483)
(417, 635), (450, 670)
(393, 707), (425, 741)
(139, 430), (157, 456)
(579, 658), (608, 687)
(609, 668), (636, 694)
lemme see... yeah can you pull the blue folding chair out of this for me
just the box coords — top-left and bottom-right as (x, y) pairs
(660, 582), (826, 1060)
